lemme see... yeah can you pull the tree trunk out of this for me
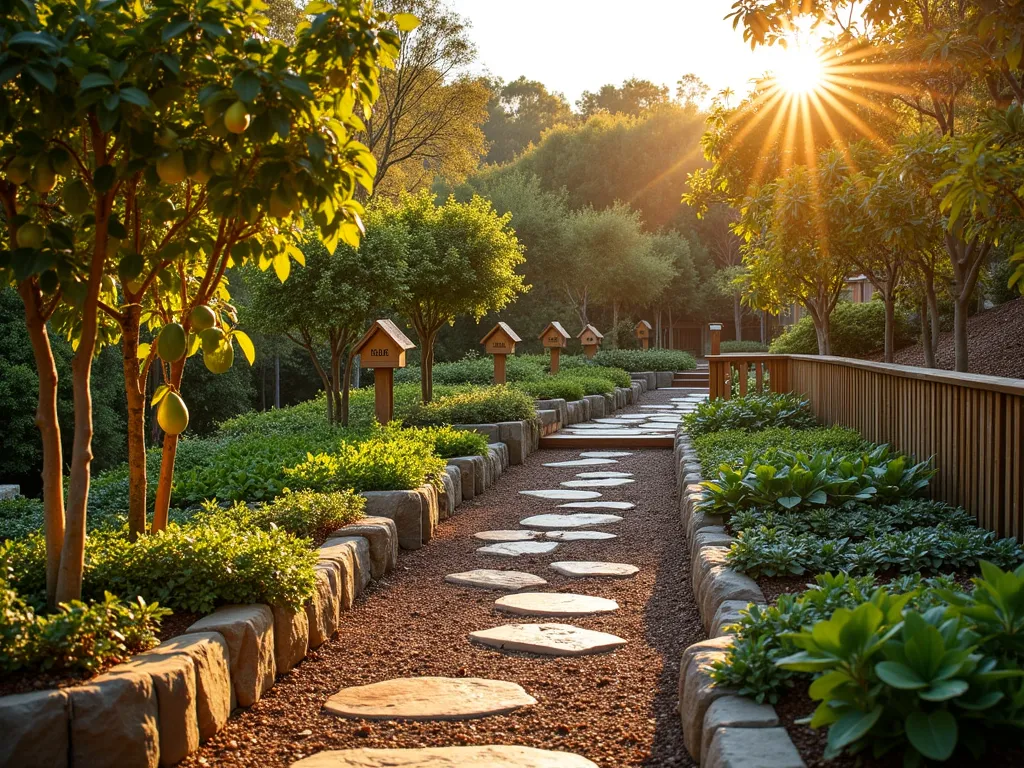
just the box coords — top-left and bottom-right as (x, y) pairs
(668, 307), (673, 350)
(953, 295), (970, 373)
(17, 281), (65, 608)
(920, 298), (936, 368)
(341, 351), (355, 427)
(733, 292), (743, 341)
(420, 328), (437, 403)
(151, 357), (186, 532)
(882, 290), (896, 364)
(611, 300), (619, 348)
(760, 310), (767, 345)
(120, 306), (148, 540)
(330, 341), (343, 426)
(925, 280), (940, 355)
(808, 306), (832, 356)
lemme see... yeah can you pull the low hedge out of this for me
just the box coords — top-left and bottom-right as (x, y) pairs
(720, 340), (769, 353)
(516, 377), (586, 402)
(394, 354), (546, 385)
(560, 364), (632, 389)
(684, 393), (817, 438)
(769, 300), (915, 357)
(586, 348), (696, 372)
(402, 385), (536, 426)
(193, 489), (365, 539)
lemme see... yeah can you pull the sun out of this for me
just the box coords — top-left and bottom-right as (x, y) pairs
(773, 45), (826, 95)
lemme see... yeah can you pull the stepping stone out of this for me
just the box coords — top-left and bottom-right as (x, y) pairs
(648, 415), (683, 422)
(549, 561), (639, 578)
(469, 623), (627, 656)
(545, 530), (617, 541)
(477, 541), (560, 557)
(520, 513), (622, 529)
(494, 592), (619, 617)
(566, 423), (624, 429)
(445, 570), (548, 591)
(474, 530), (542, 542)
(543, 458), (618, 467)
(558, 500), (635, 511)
(562, 429), (643, 436)
(561, 478), (634, 488)
(575, 471), (633, 479)
(580, 451), (633, 458)
(323, 677), (536, 721)
(594, 418), (634, 424)
(519, 489), (602, 501)
(291, 745), (598, 767)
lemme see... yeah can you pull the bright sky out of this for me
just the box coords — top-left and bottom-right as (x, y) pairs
(449, 0), (794, 107)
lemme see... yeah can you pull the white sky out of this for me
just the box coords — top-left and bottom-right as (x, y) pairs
(449, 0), (795, 107)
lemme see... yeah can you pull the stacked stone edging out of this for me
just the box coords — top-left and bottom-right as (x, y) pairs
(674, 426), (806, 768)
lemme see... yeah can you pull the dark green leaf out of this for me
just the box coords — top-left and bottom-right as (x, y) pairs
(233, 71), (261, 103)
(905, 710), (957, 761)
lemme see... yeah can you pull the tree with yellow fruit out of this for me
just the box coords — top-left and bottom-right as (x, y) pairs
(0, 0), (410, 605)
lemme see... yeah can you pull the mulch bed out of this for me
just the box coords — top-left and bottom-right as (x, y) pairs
(179, 390), (705, 768)
(158, 610), (204, 643)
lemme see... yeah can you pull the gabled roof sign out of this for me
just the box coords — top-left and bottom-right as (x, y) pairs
(353, 319), (416, 354)
(538, 321), (570, 340)
(577, 324), (604, 340)
(481, 321), (522, 345)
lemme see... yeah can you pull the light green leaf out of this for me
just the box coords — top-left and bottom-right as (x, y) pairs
(233, 330), (255, 366)
(393, 13), (420, 32)
(151, 384), (169, 406)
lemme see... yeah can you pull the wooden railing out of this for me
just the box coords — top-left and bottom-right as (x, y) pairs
(707, 354), (1024, 539)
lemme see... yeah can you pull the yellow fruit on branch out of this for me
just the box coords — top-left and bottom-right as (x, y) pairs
(5, 157), (32, 185)
(156, 151), (187, 184)
(29, 163), (57, 194)
(224, 101), (251, 134)
(63, 178), (91, 215)
(16, 223), (45, 249)
(189, 305), (217, 332)
(200, 326), (226, 352)
(203, 340), (234, 374)
(157, 391), (189, 435)
(157, 322), (187, 362)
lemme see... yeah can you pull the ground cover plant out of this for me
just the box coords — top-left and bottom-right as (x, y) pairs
(684, 393), (817, 437)
(570, 348), (696, 372)
(394, 353), (547, 385)
(402, 385), (536, 426)
(693, 426), (866, 476)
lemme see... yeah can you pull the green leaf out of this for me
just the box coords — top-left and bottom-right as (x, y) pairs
(905, 710), (957, 761)
(919, 679), (968, 702)
(118, 87), (151, 107)
(233, 330), (256, 366)
(233, 71), (261, 103)
(26, 64), (56, 92)
(137, 342), (151, 361)
(94, 165), (117, 192)
(80, 72), (114, 91)
(827, 705), (883, 751)
(875, 661), (927, 690)
(151, 385), (170, 406)
(161, 20), (191, 42)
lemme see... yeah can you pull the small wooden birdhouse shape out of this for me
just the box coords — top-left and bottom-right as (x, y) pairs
(538, 321), (570, 373)
(481, 322), (521, 384)
(635, 319), (652, 350)
(577, 324), (604, 359)
(353, 319), (416, 423)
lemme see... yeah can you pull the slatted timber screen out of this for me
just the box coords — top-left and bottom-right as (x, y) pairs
(707, 354), (1024, 539)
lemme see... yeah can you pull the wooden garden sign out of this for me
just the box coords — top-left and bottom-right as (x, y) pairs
(353, 319), (416, 424)
(539, 321), (570, 374)
(480, 322), (521, 384)
(635, 320), (652, 350)
(577, 324), (604, 359)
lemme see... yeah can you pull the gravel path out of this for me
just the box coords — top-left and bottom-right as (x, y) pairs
(181, 390), (704, 768)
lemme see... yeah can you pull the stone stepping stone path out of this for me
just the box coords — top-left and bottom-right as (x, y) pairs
(558, 500), (635, 511)
(562, 429), (644, 436)
(561, 478), (634, 488)
(469, 623), (627, 656)
(473, 530), (542, 542)
(580, 451), (632, 458)
(549, 561), (640, 578)
(445, 569), (548, 591)
(545, 529), (617, 541)
(477, 541), (561, 557)
(574, 471), (632, 479)
(323, 677), (536, 721)
(494, 592), (619, 617)
(520, 513), (622, 529)
(292, 745), (598, 767)
(519, 489), (602, 500)
(543, 458), (618, 467)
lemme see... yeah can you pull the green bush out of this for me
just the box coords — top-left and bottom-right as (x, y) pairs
(684, 393), (817, 438)
(1, 580), (168, 676)
(394, 353), (546, 385)
(411, 425), (489, 459)
(195, 489), (366, 539)
(583, 348), (696, 372)
(720, 340), (770, 353)
(0, 497), (43, 541)
(516, 377), (586, 401)
(769, 300), (915, 357)
(558, 363), (632, 389)
(694, 426), (867, 475)
(699, 444), (935, 518)
(402, 385), (536, 426)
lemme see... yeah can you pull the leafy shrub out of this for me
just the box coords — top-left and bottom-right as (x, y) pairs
(585, 348), (696, 372)
(769, 300), (915, 357)
(394, 353), (546, 385)
(720, 340), (770, 353)
(0, 497), (43, 541)
(403, 385), (536, 426)
(516, 377), (586, 401)
(778, 564), (1024, 763)
(411, 425), (489, 459)
(196, 489), (366, 539)
(699, 444), (936, 518)
(558, 363), (633, 389)
(694, 426), (866, 475)
(684, 393), (817, 438)
(1, 579), (167, 676)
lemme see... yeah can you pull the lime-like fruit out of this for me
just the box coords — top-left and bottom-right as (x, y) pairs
(16, 223), (45, 249)
(156, 151), (186, 184)
(157, 322), (187, 362)
(224, 101), (251, 134)
(63, 178), (91, 215)
(203, 340), (234, 373)
(190, 305), (217, 332)
(6, 157), (32, 185)
(157, 391), (189, 435)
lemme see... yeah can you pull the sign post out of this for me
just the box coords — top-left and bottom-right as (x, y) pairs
(635, 320), (652, 350)
(709, 322), (723, 356)
(539, 321), (570, 374)
(481, 322), (521, 384)
(577, 323), (604, 359)
(353, 319), (416, 424)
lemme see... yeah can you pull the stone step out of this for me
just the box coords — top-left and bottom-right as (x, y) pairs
(469, 623), (627, 656)
(323, 677), (536, 721)
(291, 745), (599, 767)
(539, 433), (673, 449)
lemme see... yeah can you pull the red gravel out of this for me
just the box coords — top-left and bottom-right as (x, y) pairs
(179, 390), (704, 768)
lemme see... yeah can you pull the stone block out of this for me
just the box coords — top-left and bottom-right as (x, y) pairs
(566, 399), (583, 424)
(437, 470), (455, 521)
(360, 489), (423, 550)
(187, 604), (276, 708)
(701, 568), (766, 633)
(537, 408), (559, 427)
(680, 649), (735, 760)
(705, 727), (805, 768)
(710, 600), (750, 638)
(412, 484), (439, 544)
(534, 398), (568, 425)
(444, 465), (464, 510)
(689, 528), (734, 562)
(471, 454), (487, 494)
(683, 471), (702, 486)
(0, 484), (20, 500)
(499, 421), (528, 465)
(527, 417), (541, 451)
(584, 394), (606, 419)
(154, 632), (232, 741)
(109, 649), (200, 765)
(270, 602), (309, 675)
(693, 546), (732, 603)
(602, 392), (615, 413)
(0, 689), (69, 768)
(453, 423), (500, 442)
(487, 447), (502, 483)
(639, 371), (657, 390)
(687, 508), (727, 542)
(656, 371), (674, 388)
(320, 536), (372, 608)
(447, 457), (476, 501)
(306, 564), (339, 648)
(701, 697), (781, 765)
(69, 669), (159, 768)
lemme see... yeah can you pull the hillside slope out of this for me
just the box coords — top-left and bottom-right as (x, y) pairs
(889, 298), (1024, 379)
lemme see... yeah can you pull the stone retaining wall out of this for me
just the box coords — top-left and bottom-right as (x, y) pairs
(674, 428), (806, 768)
(1, 444), (518, 768)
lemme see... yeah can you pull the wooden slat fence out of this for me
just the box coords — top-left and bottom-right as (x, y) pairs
(707, 354), (1024, 539)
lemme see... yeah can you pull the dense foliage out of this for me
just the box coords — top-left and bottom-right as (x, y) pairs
(395, 353), (547, 385)
(585, 348), (695, 372)
(769, 301), (915, 358)
(684, 393), (816, 437)
(720, 340), (770, 353)
(402, 385), (536, 426)
(693, 426), (866, 476)
(194, 489), (365, 540)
